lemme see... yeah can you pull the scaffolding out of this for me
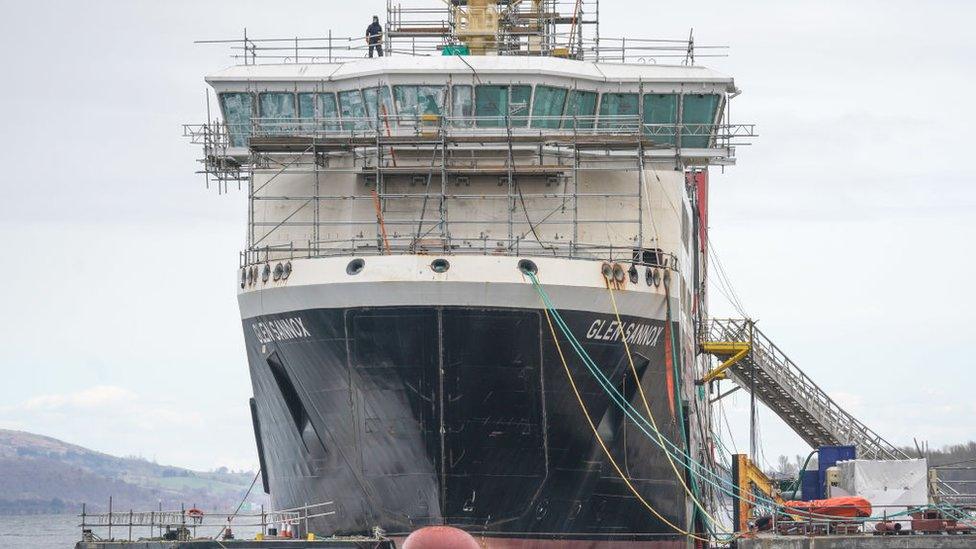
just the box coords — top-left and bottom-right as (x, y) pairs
(385, 0), (600, 58)
(187, 0), (749, 272)
(185, 112), (755, 268)
(78, 501), (337, 543)
(196, 1), (725, 65)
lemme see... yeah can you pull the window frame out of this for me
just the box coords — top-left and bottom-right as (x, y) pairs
(597, 92), (640, 130)
(393, 84), (449, 120)
(530, 85), (569, 129)
(218, 91), (255, 148)
(641, 93), (680, 145)
(679, 93), (722, 148)
(298, 92), (341, 132)
(363, 85), (395, 129)
(451, 84), (475, 128)
(258, 92), (298, 135)
(338, 88), (369, 131)
(474, 84), (533, 128)
(561, 88), (599, 130)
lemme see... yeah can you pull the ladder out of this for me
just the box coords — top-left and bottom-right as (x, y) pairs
(702, 318), (908, 460)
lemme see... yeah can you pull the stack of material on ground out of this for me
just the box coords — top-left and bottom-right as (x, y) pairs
(739, 534), (976, 549)
(832, 459), (929, 530)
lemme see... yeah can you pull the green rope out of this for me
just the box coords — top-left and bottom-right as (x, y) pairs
(525, 272), (951, 524)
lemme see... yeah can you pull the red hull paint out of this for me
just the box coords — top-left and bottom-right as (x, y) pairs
(392, 536), (685, 549)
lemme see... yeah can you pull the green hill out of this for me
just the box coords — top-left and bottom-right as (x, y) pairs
(0, 430), (265, 515)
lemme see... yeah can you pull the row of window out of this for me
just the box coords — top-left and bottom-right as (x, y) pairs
(220, 85), (722, 147)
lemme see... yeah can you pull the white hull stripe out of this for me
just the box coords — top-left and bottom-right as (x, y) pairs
(238, 280), (675, 321)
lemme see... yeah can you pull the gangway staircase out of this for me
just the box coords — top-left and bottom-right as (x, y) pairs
(700, 318), (965, 502)
(700, 318), (907, 459)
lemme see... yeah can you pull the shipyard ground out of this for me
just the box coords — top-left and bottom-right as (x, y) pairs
(75, 540), (393, 549)
(73, 536), (976, 549)
(738, 534), (976, 549)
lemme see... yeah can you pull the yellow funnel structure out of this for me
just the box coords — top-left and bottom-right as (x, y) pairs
(455, 0), (500, 55)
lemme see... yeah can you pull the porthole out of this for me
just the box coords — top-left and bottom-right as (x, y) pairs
(273, 263), (284, 281)
(652, 268), (662, 288)
(430, 258), (451, 273)
(346, 258), (365, 275)
(517, 259), (538, 275)
(250, 266), (258, 286)
(645, 267), (653, 287)
(261, 264), (271, 283)
(600, 262), (613, 280)
(628, 264), (638, 284)
(282, 261), (292, 280)
(240, 269), (247, 289)
(245, 268), (253, 286)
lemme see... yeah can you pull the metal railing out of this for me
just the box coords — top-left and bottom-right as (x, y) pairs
(765, 503), (976, 536)
(182, 111), (748, 267)
(78, 500), (337, 542)
(240, 236), (681, 270)
(184, 115), (755, 152)
(196, 31), (725, 66)
(184, 104), (745, 272)
(707, 318), (908, 461)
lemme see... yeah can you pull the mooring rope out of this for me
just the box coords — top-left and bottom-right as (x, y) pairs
(526, 272), (941, 525)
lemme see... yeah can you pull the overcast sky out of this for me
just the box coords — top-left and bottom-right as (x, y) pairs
(0, 0), (973, 472)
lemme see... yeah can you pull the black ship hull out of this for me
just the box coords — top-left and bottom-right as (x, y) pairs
(244, 304), (692, 547)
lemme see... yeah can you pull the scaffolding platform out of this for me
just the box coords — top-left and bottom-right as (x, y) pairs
(182, 110), (755, 267)
(246, 133), (666, 152)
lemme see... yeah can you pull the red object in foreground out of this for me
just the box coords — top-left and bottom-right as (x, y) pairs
(784, 496), (872, 519)
(402, 526), (481, 549)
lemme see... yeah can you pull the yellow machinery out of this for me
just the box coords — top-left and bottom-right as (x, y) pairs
(450, 0), (500, 55)
(448, 0), (550, 55)
(698, 341), (750, 385)
(389, 0), (592, 58)
(732, 453), (787, 534)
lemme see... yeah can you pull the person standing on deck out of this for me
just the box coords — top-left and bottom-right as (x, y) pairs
(366, 16), (384, 58)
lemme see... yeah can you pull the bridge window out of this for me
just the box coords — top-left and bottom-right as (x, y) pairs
(298, 92), (340, 131)
(451, 85), (474, 127)
(219, 92), (253, 147)
(363, 86), (395, 128)
(598, 93), (639, 130)
(530, 85), (568, 129)
(643, 93), (679, 145)
(562, 89), (598, 129)
(681, 94), (720, 148)
(394, 85), (447, 119)
(259, 92), (297, 134)
(339, 89), (369, 131)
(475, 85), (531, 128)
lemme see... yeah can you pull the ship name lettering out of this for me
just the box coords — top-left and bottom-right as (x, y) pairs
(252, 317), (312, 344)
(585, 319), (663, 347)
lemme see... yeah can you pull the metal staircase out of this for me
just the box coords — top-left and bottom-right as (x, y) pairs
(702, 318), (909, 460)
(702, 319), (968, 502)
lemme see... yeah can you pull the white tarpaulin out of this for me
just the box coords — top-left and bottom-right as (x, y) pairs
(835, 459), (928, 528)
